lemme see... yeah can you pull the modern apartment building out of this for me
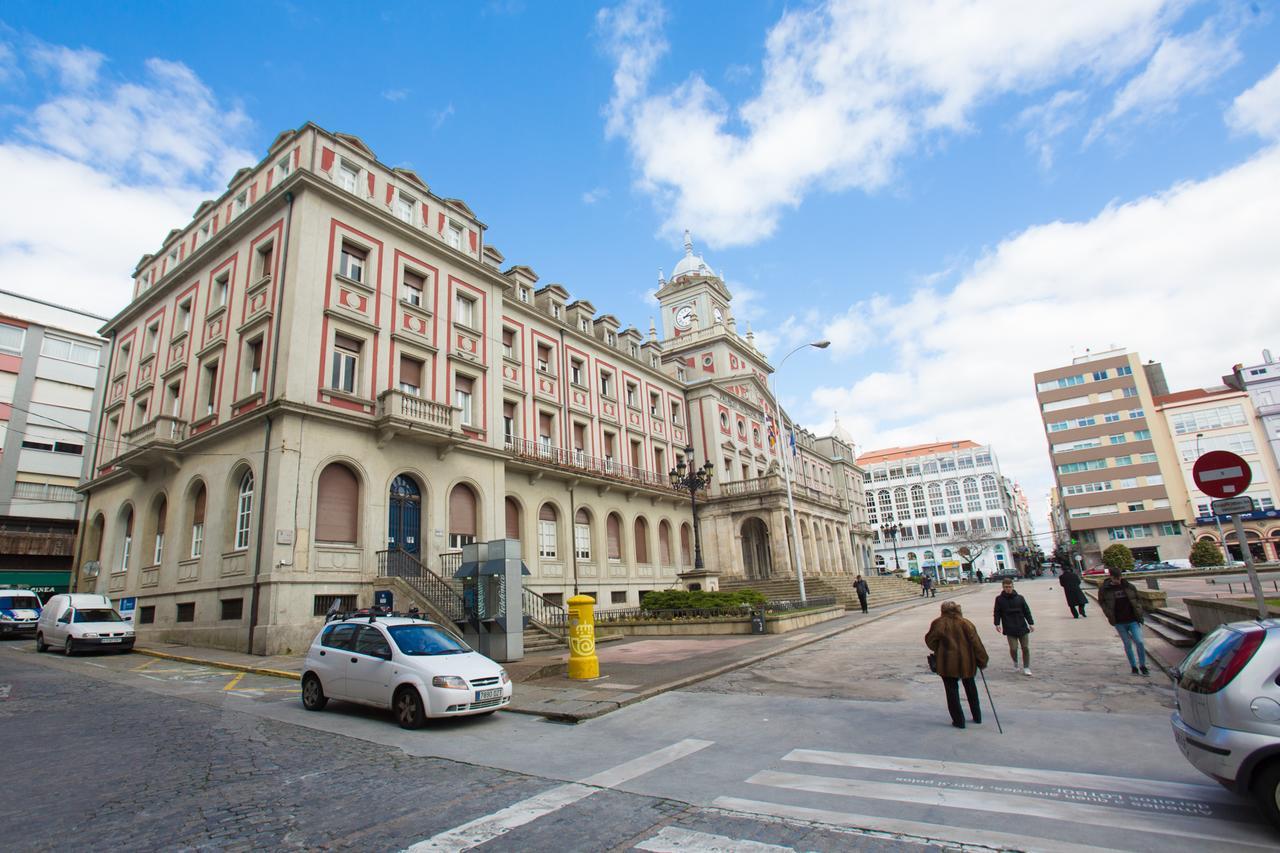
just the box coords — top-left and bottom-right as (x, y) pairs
(1230, 349), (1280, 473)
(0, 291), (108, 599)
(76, 123), (872, 654)
(1156, 384), (1280, 562)
(855, 441), (1022, 580)
(1034, 348), (1191, 566)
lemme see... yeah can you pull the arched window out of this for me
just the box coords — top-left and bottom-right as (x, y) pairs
(867, 495), (878, 524)
(907, 551), (918, 570)
(635, 517), (650, 564)
(119, 507), (134, 572)
(944, 480), (962, 514)
(505, 497), (521, 541)
(448, 483), (478, 549)
(893, 487), (909, 520)
(316, 462), (360, 544)
(152, 497), (166, 565)
(658, 520), (673, 565)
(963, 477), (981, 512)
(942, 548), (953, 558)
(86, 513), (104, 565)
(928, 482), (944, 514)
(234, 471), (254, 550)
(574, 508), (591, 560)
(981, 475), (1000, 510)
(188, 483), (206, 558)
(877, 489), (893, 521)
(537, 503), (558, 559)
(680, 523), (692, 566)
(910, 484), (926, 518)
(606, 513), (623, 561)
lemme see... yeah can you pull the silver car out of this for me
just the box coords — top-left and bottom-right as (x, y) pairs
(1171, 618), (1280, 827)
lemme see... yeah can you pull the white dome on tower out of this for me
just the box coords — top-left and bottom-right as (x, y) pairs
(672, 230), (716, 279)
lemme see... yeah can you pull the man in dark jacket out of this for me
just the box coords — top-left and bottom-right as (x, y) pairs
(1059, 568), (1088, 618)
(993, 578), (1035, 676)
(1098, 567), (1149, 676)
(853, 575), (869, 613)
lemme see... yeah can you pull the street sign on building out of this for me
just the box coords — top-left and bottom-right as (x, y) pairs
(1210, 496), (1256, 516)
(1192, 450), (1252, 498)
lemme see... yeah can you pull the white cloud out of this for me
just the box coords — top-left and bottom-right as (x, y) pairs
(30, 43), (104, 90)
(1227, 61), (1280, 140)
(806, 147), (1280, 533)
(1017, 90), (1086, 169)
(581, 186), (609, 204)
(1088, 21), (1240, 143)
(381, 88), (409, 102)
(0, 41), (254, 317)
(600, 0), (1184, 247)
(431, 102), (455, 130)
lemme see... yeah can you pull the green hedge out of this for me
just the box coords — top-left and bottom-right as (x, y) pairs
(640, 588), (766, 611)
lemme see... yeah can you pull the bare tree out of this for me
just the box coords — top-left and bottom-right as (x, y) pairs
(953, 527), (998, 576)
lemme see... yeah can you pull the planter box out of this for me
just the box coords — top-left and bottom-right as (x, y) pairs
(1183, 597), (1269, 634)
(604, 605), (844, 637)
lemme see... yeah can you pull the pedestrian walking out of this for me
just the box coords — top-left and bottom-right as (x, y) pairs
(1058, 568), (1089, 618)
(929, 575), (937, 597)
(993, 578), (1035, 676)
(854, 575), (869, 613)
(920, 575), (930, 597)
(975, 569), (985, 585)
(925, 601), (989, 729)
(1098, 566), (1150, 676)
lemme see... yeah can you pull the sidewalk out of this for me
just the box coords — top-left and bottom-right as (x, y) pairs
(134, 585), (981, 722)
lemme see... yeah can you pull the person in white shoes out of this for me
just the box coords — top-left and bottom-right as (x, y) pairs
(993, 578), (1035, 676)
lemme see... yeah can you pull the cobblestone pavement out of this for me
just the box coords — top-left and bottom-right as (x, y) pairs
(0, 647), (935, 852)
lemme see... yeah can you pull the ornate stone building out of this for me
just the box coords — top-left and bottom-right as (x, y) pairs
(76, 123), (872, 653)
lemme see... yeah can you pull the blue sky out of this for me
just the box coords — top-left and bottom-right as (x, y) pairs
(2, 1), (1279, 530)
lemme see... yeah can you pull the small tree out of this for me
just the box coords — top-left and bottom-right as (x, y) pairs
(1102, 543), (1135, 572)
(1190, 539), (1225, 567)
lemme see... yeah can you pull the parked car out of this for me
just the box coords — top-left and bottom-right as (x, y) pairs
(0, 589), (42, 637)
(1170, 619), (1280, 828)
(301, 616), (512, 729)
(35, 593), (134, 655)
(1083, 566), (1108, 576)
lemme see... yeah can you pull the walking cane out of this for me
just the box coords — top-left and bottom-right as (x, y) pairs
(978, 668), (1003, 734)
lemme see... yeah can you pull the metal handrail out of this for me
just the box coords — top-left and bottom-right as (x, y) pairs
(522, 588), (568, 636)
(376, 548), (466, 623)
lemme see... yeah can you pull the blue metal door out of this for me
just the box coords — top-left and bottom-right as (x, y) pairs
(388, 476), (422, 555)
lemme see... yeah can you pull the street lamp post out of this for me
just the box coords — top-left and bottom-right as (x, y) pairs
(771, 340), (831, 604)
(881, 522), (903, 573)
(670, 446), (715, 570)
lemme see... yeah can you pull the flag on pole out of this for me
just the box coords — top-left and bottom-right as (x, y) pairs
(766, 415), (777, 449)
(789, 428), (797, 456)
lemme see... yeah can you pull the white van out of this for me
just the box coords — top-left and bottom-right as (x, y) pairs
(36, 593), (135, 655)
(0, 589), (43, 638)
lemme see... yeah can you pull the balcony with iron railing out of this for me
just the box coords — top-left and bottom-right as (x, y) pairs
(713, 474), (848, 512)
(114, 414), (190, 475)
(503, 437), (679, 493)
(374, 390), (463, 446)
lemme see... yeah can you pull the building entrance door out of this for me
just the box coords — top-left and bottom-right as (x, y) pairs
(740, 517), (772, 580)
(388, 475), (422, 555)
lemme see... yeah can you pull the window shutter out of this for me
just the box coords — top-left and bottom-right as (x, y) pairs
(193, 486), (206, 524)
(125, 510), (134, 536)
(455, 374), (474, 394)
(680, 525), (692, 564)
(320, 147), (335, 172)
(316, 463), (359, 544)
(505, 498), (520, 539)
(539, 413), (553, 437)
(449, 485), (477, 537)
(659, 522), (672, 564)
(607, 514), (621, 560)
(399, 355), (422, 388)
(575, 508), (589, 525)
(538, 503), (556, 522)
(366, 172), (375, 197)
(335, 334), (360, 353)
(156, 501), (167, 535)
(404, 270), (424, 291)
(634, 519), (649, 563)
(573, 423), (586, 451)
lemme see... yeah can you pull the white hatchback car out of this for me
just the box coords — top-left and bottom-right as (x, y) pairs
(301, 616), (512, 729)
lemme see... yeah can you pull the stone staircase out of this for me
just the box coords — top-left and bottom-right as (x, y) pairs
(523, 624), (566, 654)
(1145, 607), (1200, 649)
(720, 574), (950, 611)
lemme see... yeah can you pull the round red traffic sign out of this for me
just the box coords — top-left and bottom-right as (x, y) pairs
(1192, 450), (1252, 498)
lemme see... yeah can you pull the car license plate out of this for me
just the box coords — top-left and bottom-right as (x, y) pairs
(475, 688), (502, 702)
(101, 638), (123, 644)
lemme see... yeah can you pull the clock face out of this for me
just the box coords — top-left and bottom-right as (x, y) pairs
(674, 305), (694, 329)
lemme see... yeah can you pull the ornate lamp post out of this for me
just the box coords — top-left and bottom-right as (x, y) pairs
(880, 522), (903, 573)
(670, 446), (715, 570)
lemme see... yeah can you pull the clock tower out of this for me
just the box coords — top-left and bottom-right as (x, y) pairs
(655, 231), (733, 339)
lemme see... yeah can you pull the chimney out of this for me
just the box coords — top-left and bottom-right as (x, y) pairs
(1265, 349), (1274, 364)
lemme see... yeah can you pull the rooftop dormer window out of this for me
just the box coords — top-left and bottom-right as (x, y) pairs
(275, 156), (291, 181)
(395, 193), (415, 223)
(447, 223), (463, 250)
(551, 304), (561, 319)
(233, 191), (247, 218)
(338, 161), (359, 194)
(519, 286), (530, 303)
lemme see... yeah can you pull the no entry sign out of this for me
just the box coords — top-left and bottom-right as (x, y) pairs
(1193, 450), (1252, 498)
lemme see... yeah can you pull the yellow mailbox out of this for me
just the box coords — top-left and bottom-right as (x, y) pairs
(566, 594), (599, 680)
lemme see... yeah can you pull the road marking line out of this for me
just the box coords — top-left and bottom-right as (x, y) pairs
(130, 659), (156, 672)
(403, 738), (713, 852)
(746, 770), (1277, 848)
(634, 826), (793, 852)
(713, 796), (1123, 853)
(784, 748), (1235, 803)
(223, 673), (245, 691)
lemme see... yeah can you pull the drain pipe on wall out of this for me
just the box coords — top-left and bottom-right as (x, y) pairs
(247, 189), (295, 655)
(558, 327), (580, 595)
(72, 330), (117, 594)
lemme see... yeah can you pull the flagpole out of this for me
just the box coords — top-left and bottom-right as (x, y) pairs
(770, 340), (831, 605)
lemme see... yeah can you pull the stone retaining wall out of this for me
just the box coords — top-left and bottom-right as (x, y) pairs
(602, 605), (844, 637)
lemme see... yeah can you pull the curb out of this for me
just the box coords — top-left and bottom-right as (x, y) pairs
(510, 584), (988, 722)
(134, 647), (300, 680)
